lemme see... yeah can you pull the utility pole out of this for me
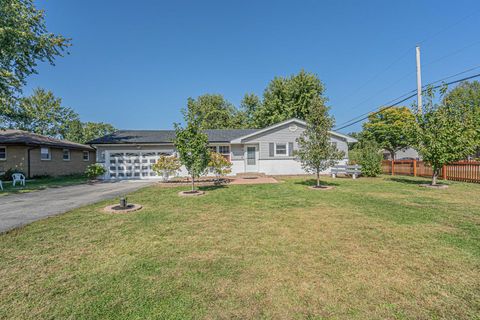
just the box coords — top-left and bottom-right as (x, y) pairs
(416, 45), (422, 113)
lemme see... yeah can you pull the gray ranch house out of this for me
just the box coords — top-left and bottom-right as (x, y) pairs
(88, 118), (357, 180)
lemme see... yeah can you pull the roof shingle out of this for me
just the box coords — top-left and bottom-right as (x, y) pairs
(0, 130), (94, 150)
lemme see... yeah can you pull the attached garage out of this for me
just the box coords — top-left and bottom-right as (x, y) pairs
(106, 150), (173, 179)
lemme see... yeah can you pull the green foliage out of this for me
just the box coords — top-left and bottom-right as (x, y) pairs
(350, 140), (382, 177)
(208, 152), (232, 180)
(0, 0), (70, 124)
(174, 110), (210, 191)
(442, 81), (480, 144)
(1, 168), (25, 181)
(295, 97), (344, 187)
(64, 121), (116, 144)
(152, 155), (182, 181)
(240, 93), (261, 128)
(254, 70), (326, 127)
(84, 164), (106, 180)
(363, 106), (415, 159)
(186, 94), (245, 129)
(10, 88), (79, 138)
(413, 87), (478, 185)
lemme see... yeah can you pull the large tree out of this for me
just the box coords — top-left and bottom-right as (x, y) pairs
(296, 97), (344, 188)
(174, 110), (210, 192)
(12, 88), (79, 138)
(442, 81), (480, 144)
(254, 70), (327, 127)
(186, 94), (245, 129)
(363, 106), (415, 160)
(64, 120), (116, 144)
(0, 0), (70, 127)
(413, 87), (477, 186)
(240, 93), (261, 128)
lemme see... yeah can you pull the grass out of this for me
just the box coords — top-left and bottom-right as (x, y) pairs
(0, 174), (88, 196)
(0, 175), (479, 319)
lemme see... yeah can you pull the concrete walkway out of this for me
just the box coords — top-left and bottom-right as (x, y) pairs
(0, 181), (153, 233)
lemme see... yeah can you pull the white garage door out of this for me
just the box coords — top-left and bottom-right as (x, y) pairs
(107, 151), (172, 179)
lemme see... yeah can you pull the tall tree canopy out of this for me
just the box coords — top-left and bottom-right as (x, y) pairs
(9, 88), (115, 143)
(0, 0), (70, 125)
(413, 87), (478, 185)
(240, 93), (261, 128)
(185, 94), (245, 129)
(254, 70), (327, 127)
(362, 106), (415, 160)
(295, 97), (344, 188)
(13, 88), (79, 138)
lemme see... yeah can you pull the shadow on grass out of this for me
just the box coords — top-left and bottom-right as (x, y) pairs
(198, 184), (228, 191)
(295, 179), (339, 187)
(386, 177), (448, 186)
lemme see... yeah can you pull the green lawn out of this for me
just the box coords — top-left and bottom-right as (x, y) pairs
(0, 176), (479, 319)
(0, 175), (88, 196)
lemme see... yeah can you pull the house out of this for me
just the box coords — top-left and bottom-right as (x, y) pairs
(88, 118), (357, 180)
(0, 130), (95, 178)
(382, 147), (421, 160)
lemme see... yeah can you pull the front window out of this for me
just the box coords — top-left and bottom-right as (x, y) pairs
(41, 147), (51, 160)
(83, 151), (90, 161)
(218, 146), (230, 155)
(0, 147), (6, 160)
(275, 143), (287, 156)
(63, 149), (70, 161)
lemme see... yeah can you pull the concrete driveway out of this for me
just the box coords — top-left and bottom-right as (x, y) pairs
(0, 180), (153, 233)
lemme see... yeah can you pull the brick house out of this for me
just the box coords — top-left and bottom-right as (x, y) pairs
(0, 130), (95, 178)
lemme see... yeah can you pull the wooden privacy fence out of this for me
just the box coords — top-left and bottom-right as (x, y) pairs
(381, 160), (480, 183)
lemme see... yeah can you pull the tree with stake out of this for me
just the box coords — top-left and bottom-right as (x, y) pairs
(174, 111), (210, 193)
(296, 97), (344, 188)
(413, 86), (477, 186)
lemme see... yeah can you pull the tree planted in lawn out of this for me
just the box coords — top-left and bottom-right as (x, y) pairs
(413, 87), (477, 186)
(152, 155), (181, 181)
(174, 111), (210, 192)
(296, 97), (344, 188)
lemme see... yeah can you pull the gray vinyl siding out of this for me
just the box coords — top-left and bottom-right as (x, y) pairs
(242, 123), (349, 160)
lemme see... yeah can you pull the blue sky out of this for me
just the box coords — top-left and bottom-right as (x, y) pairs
(28, 0), (480, 132)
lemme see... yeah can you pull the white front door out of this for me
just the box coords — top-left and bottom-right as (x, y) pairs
(245, 145), (258, 172)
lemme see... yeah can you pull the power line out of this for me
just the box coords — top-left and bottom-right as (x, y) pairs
(334, 72), (480, 132)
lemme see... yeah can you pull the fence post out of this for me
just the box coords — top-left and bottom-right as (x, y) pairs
(442, 165), (447, 180)
(413, 159), (417, 177)
(391, 160), (395, 176)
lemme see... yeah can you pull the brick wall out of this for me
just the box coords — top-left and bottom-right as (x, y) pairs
(0, 145), (96, 177)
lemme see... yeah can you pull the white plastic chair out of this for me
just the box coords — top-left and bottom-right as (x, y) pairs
(12, 173), (26, 187)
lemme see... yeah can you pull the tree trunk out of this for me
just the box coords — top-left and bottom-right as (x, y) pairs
(316, 169), (320, 188)
(390, 150), (395, 161)
(431, 169), (438, 186)
(191, 175), (195, 192)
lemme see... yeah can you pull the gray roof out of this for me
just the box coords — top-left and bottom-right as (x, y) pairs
(0, 130), (94, 150)
(88, 129), (259, 144)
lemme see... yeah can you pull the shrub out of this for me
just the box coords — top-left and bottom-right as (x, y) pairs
(152, 155), (182, 181)
(1, 168), (25, 181)
(84, 164), (106, 180)
(350, 140), (382, 177)
(208, 152), (232, 181)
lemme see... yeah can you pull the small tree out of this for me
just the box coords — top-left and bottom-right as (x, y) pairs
(174, 110), (210, 192)
(208, 152), (232, 182)
(85, 164), (106, 181)
(152, 155), (181, 181)
(296, 97), (344, 188)
(413, 87), (477, 185)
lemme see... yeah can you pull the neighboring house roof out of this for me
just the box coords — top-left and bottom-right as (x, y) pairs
(88, 129), (260, 144)
(88, 118), (357, 145)
(0, 130), (94, 150)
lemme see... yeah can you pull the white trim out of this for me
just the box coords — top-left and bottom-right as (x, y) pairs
(83, 151), (90, 161)
(244, 144), (259, 172)
(40, 147), (51, 161)
(0, 146), (6, 160)
(62, 149), (71, 161)
(274, 142), (288, 156)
